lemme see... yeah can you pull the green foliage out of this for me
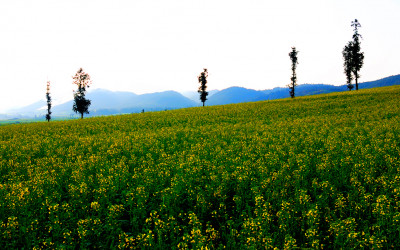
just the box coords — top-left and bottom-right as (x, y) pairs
(72, 68), (92, 119)
(342, 42), (354, 91)
(1, 86), (400, 248)
(346, 19), (364, 91)
(45, 81), (52, 122)
(198, 68), (209, 107)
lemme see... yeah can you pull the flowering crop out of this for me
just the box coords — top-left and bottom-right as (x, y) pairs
(1, 86), (399, 248)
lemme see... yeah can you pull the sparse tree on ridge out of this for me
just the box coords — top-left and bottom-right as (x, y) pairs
(288, 47), (299, 98)
(350, 19), (364, 90)
(72, 68), (92, 119)
(198, 68), (208, 107)
(342, 42), (354, 91)
(45, 80), (52, 122)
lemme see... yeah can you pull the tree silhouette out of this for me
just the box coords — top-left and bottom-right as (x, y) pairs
(350, 19), (364, 90)
(288, 47), (299, 98)
(198, 68), (208, 107)
(72, 68), (92, 119)
(45, 81), (52, 122)
(342, 42), (354, 91)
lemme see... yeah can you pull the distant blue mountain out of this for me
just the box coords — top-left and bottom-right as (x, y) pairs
(255, 84), (347, 101)
(207, 87), (268, 105)
(7, 100), (47, 114)
(207, 84), (346, 105)
(2, 74), (399, 119)
(181, 89), (219, 103)
(359, 75), (400, 89)
(209, 75), (400, 105)
(52, 89), (198, 116)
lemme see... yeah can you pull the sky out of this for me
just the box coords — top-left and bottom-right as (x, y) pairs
(0, 0), (399, 112)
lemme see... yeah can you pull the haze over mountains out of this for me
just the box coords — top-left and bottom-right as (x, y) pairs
(2, 74), (400, 120)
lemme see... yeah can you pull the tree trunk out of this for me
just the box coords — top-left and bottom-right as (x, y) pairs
(355, 77), (358, 90)
(203, 102), (204, 107)
(81, 113), (83, 119)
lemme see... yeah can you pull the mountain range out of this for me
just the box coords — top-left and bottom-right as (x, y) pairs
(2, 74), (400, 120)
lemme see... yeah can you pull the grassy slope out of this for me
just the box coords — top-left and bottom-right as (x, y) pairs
(0, 86), (399, 248)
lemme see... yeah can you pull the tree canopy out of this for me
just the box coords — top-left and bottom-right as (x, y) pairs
(72, 68), (92, 119)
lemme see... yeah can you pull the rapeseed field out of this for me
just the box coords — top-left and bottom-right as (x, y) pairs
(1, 86), (399, 249)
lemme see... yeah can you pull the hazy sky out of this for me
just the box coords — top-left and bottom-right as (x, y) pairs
(1, 0), (399, 111)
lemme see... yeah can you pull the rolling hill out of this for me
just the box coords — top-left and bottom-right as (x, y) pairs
(1, 86), (400, 248)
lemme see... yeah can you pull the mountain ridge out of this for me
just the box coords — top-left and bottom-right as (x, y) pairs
(2, 74), (400, 119)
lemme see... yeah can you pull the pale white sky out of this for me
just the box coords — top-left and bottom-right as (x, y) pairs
(0, 0), (399, 112)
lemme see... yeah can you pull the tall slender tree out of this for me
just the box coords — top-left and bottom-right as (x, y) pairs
(342, 42), (354, 91)
(350, 19), (364, 90)
(45, 80), (52, 122)
(198, 68), (208, 107)
(288, 47), (299, 98)
(72, 68), (92, 119)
